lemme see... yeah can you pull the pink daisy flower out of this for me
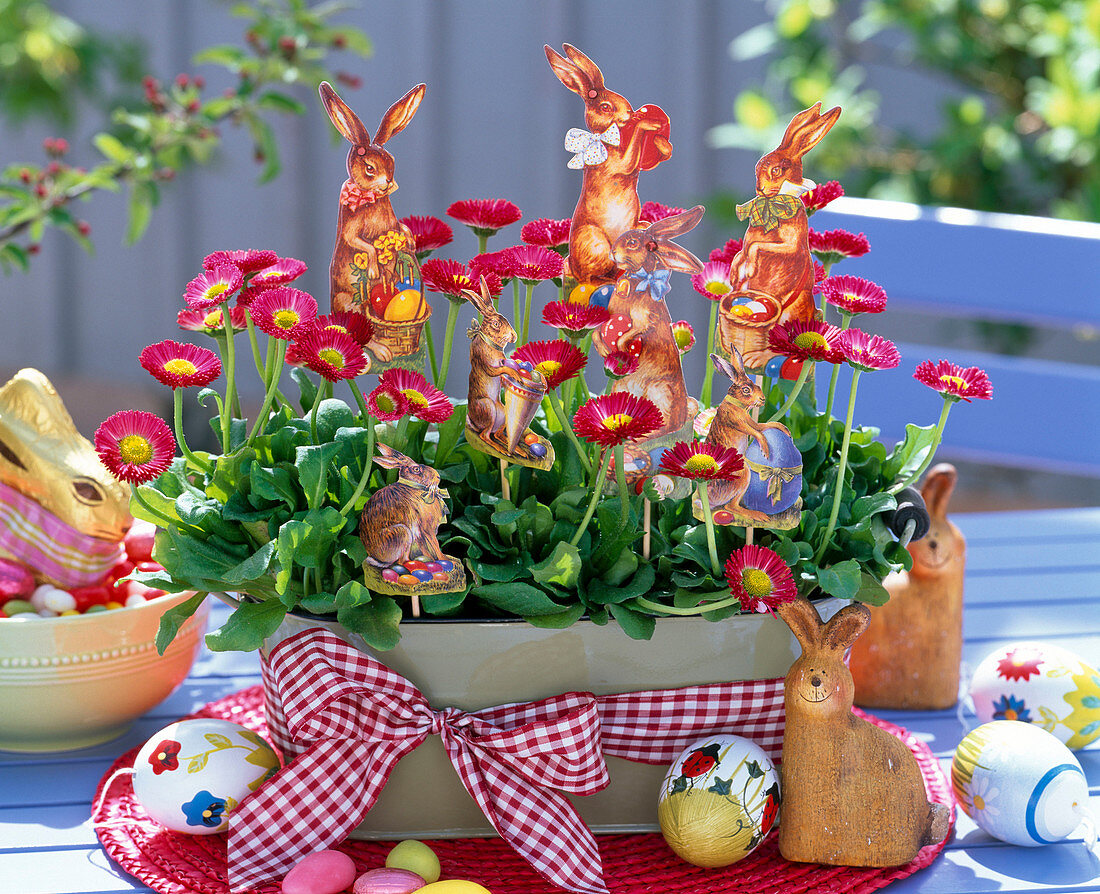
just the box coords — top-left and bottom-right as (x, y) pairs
(378, 368), (453, 423)
(249, 287), (318, 340)
(422, 258), (502, 301)
(140, 340), (222, 389)
(801, 180), (844, 214)
(502, 244), (564, 283)
(310, 312), (374, 347)
(469, 249), (515, 282)
(94, 410), (176, 485)
(672, 320), (695, 354)
(603, 350), (640, 379)
(295, 328), (369, 381)
(366, 383), (411, 422)
(542, 301), (610, 337)
(202, 249), (278, 274)
(808, 228), (871, 265)
(400, 215), (454, 258)
(177, 305), (247, 334)
(820, 275), (888, 316)
(573, 393), (663, 447)
(769, 319), (846, 363)
(724, 545), (797, 614)
(249, 256), (307, 287)
(447, 198), (522, 237)
(183, 264), (243, 311)
(709, 238), (743, 265)
(520, 217), (571, 251)
(639, 201), (685, 224)
(511, 339), (587, 390)
(691, 260), (733, 300)
(660, 440), (744, 481)
(913, 359), (993, 403)
(837, 329), (901, 371)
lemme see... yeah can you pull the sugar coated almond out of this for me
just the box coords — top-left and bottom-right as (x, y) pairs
(353, 867), (426, 894)
(281, 849), (357, 894)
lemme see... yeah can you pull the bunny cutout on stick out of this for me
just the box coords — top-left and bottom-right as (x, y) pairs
(849, 464), (966, 710)
(359, 444), (466, 599)
(719, 102), (841, 371)
(696, 350), (801, 529)
(0, 369), (130, 588)
(461, 278), (555, 471)
(546, 43), (673, 287)
(320, 80), (430, 372)
(776, 597), (951, 866)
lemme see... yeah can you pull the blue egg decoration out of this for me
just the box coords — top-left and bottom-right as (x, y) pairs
(763, 355), (786, 379)
(741, 428), (802, 515)
(411, 569), (433, 583)
(437, 559), (454, 572)
(527, 442), (548, 459)
(591, 284), (615, 308)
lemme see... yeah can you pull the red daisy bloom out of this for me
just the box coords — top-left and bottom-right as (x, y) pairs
(249, 287), (319, 340)
(913, 359), (993, 403)
(801, 180), (844, 214)
(310, 312), (374, 347)
(140, 339), (222, 389)
(502, 244), (564, 283)
(724, 545), (797, 614)
(177, 305), (247, 334)
(837, 329), (901, 371)
(446, 198), (522, 236)
(363, 383), (407, 422)
(94, 410), (176, 485)
(639, 201), (686, 224)
(521, 217), (571, 250)
(202, 249), (278, 274)
(296, 328), (369, 381)
(671, 320), (696, 355)
(235, 283), (272, 309)
(378, 368), (453, 423)
(709, 238), (743, 265)
(808, 228), (871, 265)
(420, 258), (502, 301)
(468, 249), (515, 282)
(542, 300), (610, 337)
(813, 261), (827, 285)
(603, 350), (640, 379)
(512, 339), (587, 390)
(183, 264), (243, 311)
(147, 739), (181, 775)
(820, 274), (888, 315)
(400, 215), (454, 258)
(660, 440), (744, 481)
(691, 260), (733, 301)
(996, 646), (1044, 682)
(249, 256), (307, 287)
(768, 319), (846, 363)
(573, 393), (663, 447)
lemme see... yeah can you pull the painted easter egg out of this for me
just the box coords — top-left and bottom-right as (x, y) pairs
(590, 283), (616, 308)
(132, 719), (280, 834)
(384, 289), (425, 322)
(763, 355), (786, 379)
(527, 442), (548, 459)
(658, 734), (779, 867)
(741, 428), (802, 515)
(568, 283), (597, 305)
(624, 104), (671, 171)
(969, 641), (1100, 750)
(779, 357), (803, 381)
(952, 720), (1089, 846)
(282, 849), (358, 894)
(370, 282), (398, 317)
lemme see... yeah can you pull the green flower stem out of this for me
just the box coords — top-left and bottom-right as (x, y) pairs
(818, 259), (835, 319)
(614, 443), (630, 529)
(520, 281), (535, 346)
(548, 388), (593, 474)
(477, 232), (488, 256)
(697, 482), (722, 578)
(245, 313), (266, 381)
(308, 378), (325, 443)
(424, 318), (440, 384)
(814, 367), (862, 565)
(701, 300), (719, 407)
(889, 398), (954, 495)
(823, 363), (841, 422)
(767, 360), (812, 422)
(172, 389), (212, 474)
(569, 447), (613, 548)
(512, 279), (521, 334)
(246, 339), (287, 447)
(349, 378), (370, 421)
(129, 484), (179, 529)
(339, 414), (376, 517)
(220, 308), (238, 451)
(636, 592), (740, 616)
(436, 298), (462, 389)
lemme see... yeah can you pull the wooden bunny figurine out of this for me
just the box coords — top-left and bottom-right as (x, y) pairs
(849, 464), (966, 710)
(698, 350), (801, 529)
(0, 369), (130, 588)
(776, 598), (951, 866)
(545, 43), (673, 286)
(320, 80), (429, 369)
(461, 279), (554, 471)
(594, 206), (704, 446)
(722, 103), (841, 370)
(359, 444), (465, 599)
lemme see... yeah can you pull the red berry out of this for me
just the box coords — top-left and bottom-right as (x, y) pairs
(336, 72), (362, 89)
(34, 184), (47, 198)
(175, 73), (190, 89)
(193, 75), (205, 89)
(332, 33), (347, 48)
(27, 244), (40, 255)
(18, 168), (31, 183)
(278, 36), (297, 54)
(187, 99), (200, 113)
(77, 220), (91, 237)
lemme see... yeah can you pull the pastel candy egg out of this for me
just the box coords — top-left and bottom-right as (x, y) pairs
(405, 561), (426, 571)
(969, 641), (1100, 750)
(424, 562), (442, 574)
(3, 599), (36, 616)
(523, 432), (540, 445)
(386, 839), (440, 883)
(131, 719), (279, 834)
(391, 565), (408, 576)
(30, 585), (61, 611)
(431, 572), (448, 582)
(527, 443), (547, 459)
(417, 882), (491, 893)
(353, 868), (426, 894)
(411, 569), (433, 583)
(381, 568), (401, 583)
(282, 849), (357, 894)
(124, 520), (157, 563)
(0, 559), (34, 601)
(43, 589), (77, 613)
(952, 720), (1089, 846)
(658, 734), (779, 867)
(437, 560), (454, 572)
(398, 574), (421, 587)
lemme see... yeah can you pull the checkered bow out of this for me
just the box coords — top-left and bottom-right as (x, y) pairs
(228, 629), (612, 894)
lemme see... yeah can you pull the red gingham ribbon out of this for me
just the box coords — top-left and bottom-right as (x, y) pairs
(229, 629), (611, 894)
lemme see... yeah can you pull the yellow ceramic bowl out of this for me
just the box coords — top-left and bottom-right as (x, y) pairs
(0, 592), (209, 752)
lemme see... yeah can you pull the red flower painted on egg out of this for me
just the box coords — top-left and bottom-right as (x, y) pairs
(148, 739), (182, 775)
(996, 647), (1044, 682)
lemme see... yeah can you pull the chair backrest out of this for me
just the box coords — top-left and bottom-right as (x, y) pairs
(812, 198), (1100, 478)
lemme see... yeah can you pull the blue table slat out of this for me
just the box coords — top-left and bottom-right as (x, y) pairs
(1, 508), (1098, 894)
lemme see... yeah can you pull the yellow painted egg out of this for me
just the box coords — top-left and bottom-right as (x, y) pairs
(417, 883), (492, 893)
(568, 283), (597, 304)
(384, 289), (425, 322)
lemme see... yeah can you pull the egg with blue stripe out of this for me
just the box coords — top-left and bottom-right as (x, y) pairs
(952, 721), (1090, 847)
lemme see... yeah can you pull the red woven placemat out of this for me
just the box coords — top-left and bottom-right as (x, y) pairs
(93, 685), (954, 894)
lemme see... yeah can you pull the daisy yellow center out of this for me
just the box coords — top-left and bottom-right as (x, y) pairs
(164, 358), (198, 376)
(324, 324), (349, 335)
(318, 348), (346, 369)
(274, 309), (300, 329)
(741, 568), (774, 598)
(972, 794), (986, 810)
(402, 388), (428, 409)
(793, 332), (827, 351)
(157, 751), (167, 761)
(939, 374), (965, 388)
(374, 392), (398, 414)
(684, 454), (720, 474)
(118, 434), (153, 465)
(203, 282), (228, 300)
(603, 413), (633, 431)
(537, 360), (562, 377)
(705, 281), (731, 296)
(258, 270), (280, 279)
(203, 310), (223, 328)
(675, 330), (692, 348)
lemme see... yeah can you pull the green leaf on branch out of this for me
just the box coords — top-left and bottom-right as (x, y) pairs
(817, 558), (862, 600)
(609, 602), (656, 640)
(155, 592), (208, 654)
(125, 180), (158, 244)
(206, 599), (287, 652)
(337, 597), (403, 651)
(853, 572), (890, 606)
(884, 423), (939, 481)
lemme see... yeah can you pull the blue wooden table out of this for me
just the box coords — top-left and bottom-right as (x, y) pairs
(1, 507), (1097, 894)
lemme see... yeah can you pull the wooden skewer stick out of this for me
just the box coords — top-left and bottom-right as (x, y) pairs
(744, 372), (764, 548)
(411, 594), (421, 618)
(500, 458), (510, 502)
(643, 498), (652, 560)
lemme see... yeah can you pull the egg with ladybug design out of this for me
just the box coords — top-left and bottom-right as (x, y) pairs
(658, 734), (779, 867)
(601, 313), (633, 350)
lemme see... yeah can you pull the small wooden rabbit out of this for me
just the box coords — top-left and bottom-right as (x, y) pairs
(0, 369), (130, 587)
(776, 598), (951, 866)
(359, 444), (465, 599)
(849, 464), (966, 710)
(723, 103), (841, 370)
(319, 80), (428, 368)
(593, 205), (704, 447)
(461, 279), (554, 471)
(545, 43), (672, 286)
(698, 350), (801, 529)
